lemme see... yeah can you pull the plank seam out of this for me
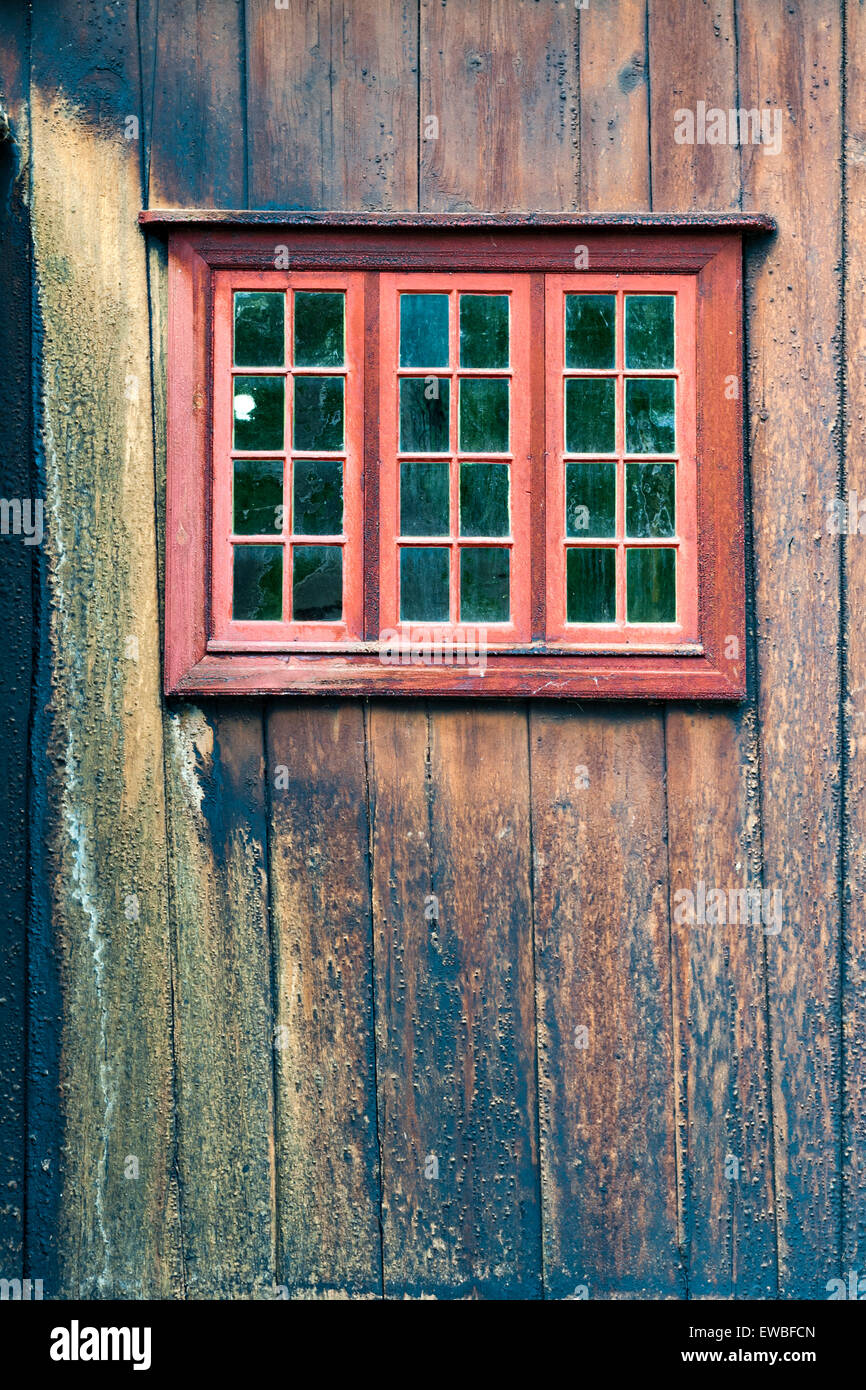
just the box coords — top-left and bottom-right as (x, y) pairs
(362, 700), (387, 1299)
(525, 705), (547, 1298)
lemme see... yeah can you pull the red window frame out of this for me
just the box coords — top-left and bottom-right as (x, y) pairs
(378, 272), (532, 643)
(544, 273), (698, 646)
(145, 211), (773, 699)
(211, 269), (365, 647)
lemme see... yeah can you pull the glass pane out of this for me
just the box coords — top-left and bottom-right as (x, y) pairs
(565, 294), (616, 369)
(400, 546), (450, 621)
(565, 462), (616, 538)
(627, 547), (676, 622)
(625, 295), (675, 369)
(293, 291), (344, 367)
(625, 462), (675, 538)
(566, 547), (616, 623)
(292, 545), (342, 621)
(460, 462), (509, 537)
(459, 295), (509, 369)
(233, 544), (282, 621)
(292, 458), (343, 535)
(400, 294), (449, 368)
(233, 375), (285, 451)
(399, 377), (450, 453)
(293, 375), (344, 451)
(625, 378), (676, 454)
(565, 377), (616, 454)
(233, 291), (284, 367)
(400, 460), (450, 536)
(460, 547), (510, 623)
(233, 459), (283, 534)
(459, 377), (509, 453)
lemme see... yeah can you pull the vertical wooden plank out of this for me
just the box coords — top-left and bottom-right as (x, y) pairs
(843, 0), (866, 1282)
(532, 709), (682, 1297)
(266, 703), (382, 1297)
(27, 0), (182, 1296)
(578, 0), (648, 206)
(369, 704), (541, 1297)
(367, 0), (555, 1299)
(245, 0), (417, 210)
(144, 0), (246, 208)
(420, 0), (579, 213)
(738, 0), (842, 1297)
(244, 2), (401, 1295)
(143, 0), (279, 1297)
(162, 706), (278, 1296)
(531, 0), (680, 1299)
(0, 0), (31, 1284)
(649, 0), (776, 1296)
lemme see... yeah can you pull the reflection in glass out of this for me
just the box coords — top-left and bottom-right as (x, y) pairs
(233, 544), (282, 621)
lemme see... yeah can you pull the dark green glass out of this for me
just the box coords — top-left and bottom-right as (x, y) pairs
(400, 547), (450, 621)
(625, 378), (675, 454)
(233, 459), (283, 534)
(625, 462), (675, 538)
(460, 547), (510, 623)
(400, 460), (450, 536)
(399, 377), (450, 453)
(625, 295), (675, 369)
(459, 377), (509, 453)
(233, 291), (284, 367)
(459, 295), (509, 368)
(565, 462), (616, 537)
(566, 547), (616, 623)
(292, 459), (343, 535)
(400, 294), (450, 368)
(459, 462), (509, 537)
(292, 375), (344, 451)
(565, 377), (616, 454)
(293, 291), (344, 367)
(626, 547), (676, 622)
(292, 545), (342, 621)
(565, 294), (616, 369)
(233, 544), (282, 621)
(233, 376), (285, 451)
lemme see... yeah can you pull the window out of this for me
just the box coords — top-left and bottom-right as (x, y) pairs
(146, 212), (772, 697)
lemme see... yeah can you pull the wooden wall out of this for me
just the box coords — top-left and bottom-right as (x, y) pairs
(6, 0), (863, 1298)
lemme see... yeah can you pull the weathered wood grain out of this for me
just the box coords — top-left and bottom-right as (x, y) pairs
(648, 0), (776, 1296)
(28, 0), (182, 1296)
(142, 0), (246, 209)
(738, 0), (842, 1297)
(530, 0), (679, 1300)
(579, 0), (648, 207)
(531, 708), (682, 1297)
(144, 0), (280, 1297)
(0, 0), (32, 1283)
(266, 702), (382, 1297)
(368, 703), (541, 1297)
(245, 0), (418, 211)
(843, 0), (866, 1281)
(420, 0), (579, 213)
